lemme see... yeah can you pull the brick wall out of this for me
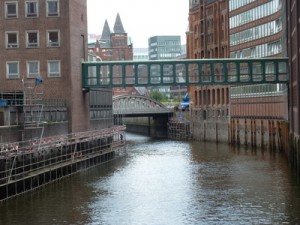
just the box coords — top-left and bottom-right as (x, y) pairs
(0, 0), (92, 136)
(67, 0), (89, 133)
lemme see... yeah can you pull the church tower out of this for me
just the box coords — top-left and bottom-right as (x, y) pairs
(113, 13), (126, 34)
(93, 13), (133, 62)
(100, 20), (112, 48)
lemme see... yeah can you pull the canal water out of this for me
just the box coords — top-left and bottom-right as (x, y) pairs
(1, 133), (300, 225)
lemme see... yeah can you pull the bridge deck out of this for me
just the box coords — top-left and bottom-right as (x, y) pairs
(82, 58), (289, 88)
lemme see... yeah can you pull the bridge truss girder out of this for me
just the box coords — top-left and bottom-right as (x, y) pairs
(113, 95), (173, 116)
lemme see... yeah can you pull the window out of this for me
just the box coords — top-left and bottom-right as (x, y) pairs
(6, 32), (18, 48)
(25, 1), (38, 17)
(6, 62), (19, 79)
(26, 31), (39, 48)
(27, 61), (40, 78)
(48, 60), (61, 77)
(47, 0), (59, 17)
(47, 30), (60, 47)
(5, 1), (18, 18)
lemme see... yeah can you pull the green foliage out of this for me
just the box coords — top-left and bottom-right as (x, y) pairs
(174, 95), (183, 103)
(150, 91), (166, 102)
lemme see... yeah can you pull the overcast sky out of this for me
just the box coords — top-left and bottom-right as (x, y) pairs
(87, 0), (189, 48)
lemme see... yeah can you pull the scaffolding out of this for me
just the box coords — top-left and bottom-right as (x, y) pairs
(0, 91), (23, 106)
(22, 78), (44, 141)
(168, 119), (190, 140)
(0, 125), (126, 201)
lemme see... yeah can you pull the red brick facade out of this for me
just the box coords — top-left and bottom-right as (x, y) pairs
(0, 0), (89, 133)
(88, 15), (134, 96)
(287, 0), (300, 175)
(288, 0), (300, 137)
(187, 0), (230, 141)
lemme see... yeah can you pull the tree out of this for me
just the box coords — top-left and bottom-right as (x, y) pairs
(150, 91), (164, 102)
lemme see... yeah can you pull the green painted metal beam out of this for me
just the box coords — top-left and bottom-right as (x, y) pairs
(82, 58), (289, 88)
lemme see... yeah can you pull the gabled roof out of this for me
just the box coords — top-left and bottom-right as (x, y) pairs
(113, 13), (126, 34)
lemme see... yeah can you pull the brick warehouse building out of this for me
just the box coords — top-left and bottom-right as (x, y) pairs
(187, 0), (230, 142)
(0, 0), (113, 142)
(287, 0), (300, 175)
(188, 0), (298, 173)
(188, 0), (290, 149)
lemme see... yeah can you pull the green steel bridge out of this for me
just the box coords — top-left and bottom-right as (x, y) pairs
(82, 58), (289, 89)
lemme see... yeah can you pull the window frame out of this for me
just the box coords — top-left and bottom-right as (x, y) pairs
(46, 0), (59, 17)
(47, 30), (60, 47)
(47, 60), (61, 77)
(6, 61), (20, 79)
(25, 1), (38, 18)
(26, 30), (39, 48)
(5, 1), (18, 18)
(27, 61), (40, 78)
(5, 31), (19, 48)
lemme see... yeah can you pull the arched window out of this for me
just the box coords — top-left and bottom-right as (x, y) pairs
(195, 90), (198, 107)
(217, 89), (220, 105)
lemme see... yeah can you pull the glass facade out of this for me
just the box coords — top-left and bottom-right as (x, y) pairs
(148, 36), (181, 97)
(149, 39), (181, 60)
(230, 0), (282, 29)
(229, 0), (286, 105)
(230, 40), (282, 58)
(229, 0), (256, 11)
(231, 84), (287, 98)
(230, 18), (282, 46)
(229, 0), (284, 59)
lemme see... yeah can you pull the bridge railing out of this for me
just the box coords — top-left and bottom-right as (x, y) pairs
(82, 58), (289, 88)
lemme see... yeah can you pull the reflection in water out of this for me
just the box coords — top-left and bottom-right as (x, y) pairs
(0, 133), (300, 225)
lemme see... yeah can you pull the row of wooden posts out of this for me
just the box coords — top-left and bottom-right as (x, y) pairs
(230, 119), (289, 151)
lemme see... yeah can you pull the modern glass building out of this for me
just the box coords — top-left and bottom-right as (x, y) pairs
(229, 0), (288, 148)
(229, 0), (285, 59)
(229, 0), (288, 119)
(133, 48), (149, 61)
(148, 36), (181, 60)
(148, 36), (181, 97)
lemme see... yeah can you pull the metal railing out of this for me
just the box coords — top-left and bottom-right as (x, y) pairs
(0, 126), (126, 185)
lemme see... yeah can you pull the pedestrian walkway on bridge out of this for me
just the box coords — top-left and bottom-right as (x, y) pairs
(82, 58), (289, 88)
